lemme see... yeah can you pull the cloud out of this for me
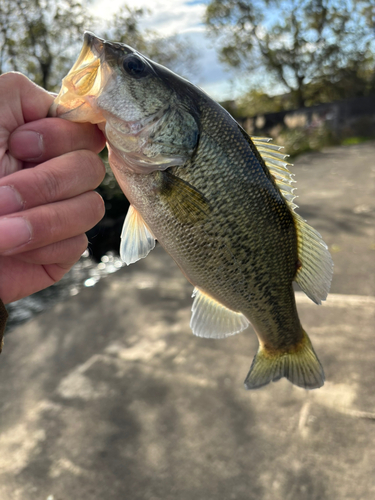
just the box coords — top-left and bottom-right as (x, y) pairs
(90, 0), (206, 35)
(89, 0), (244, 100)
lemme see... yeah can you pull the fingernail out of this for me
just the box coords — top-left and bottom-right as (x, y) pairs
(0, 217), (32, 253)
(0, 186), (24, 216)
(10, 131), (44, 160)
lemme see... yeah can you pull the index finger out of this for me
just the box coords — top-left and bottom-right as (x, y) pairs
(9, 118), (106, 163)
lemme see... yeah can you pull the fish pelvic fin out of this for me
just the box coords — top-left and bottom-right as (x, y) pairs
(190, 288), (249, 338)
(120, 205), (156, 265)
(244, 330), (325, 390)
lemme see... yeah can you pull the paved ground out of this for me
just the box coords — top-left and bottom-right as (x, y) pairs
(291, 142), (375, 297)
(0, 142), (374, 500)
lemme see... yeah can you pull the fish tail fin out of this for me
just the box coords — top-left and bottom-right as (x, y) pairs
(244, 330), (324, 390)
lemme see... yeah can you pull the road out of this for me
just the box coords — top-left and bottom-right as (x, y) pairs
(0, 142), (374, 500)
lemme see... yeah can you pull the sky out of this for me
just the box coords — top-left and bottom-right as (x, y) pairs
(88, 0), (250, 101)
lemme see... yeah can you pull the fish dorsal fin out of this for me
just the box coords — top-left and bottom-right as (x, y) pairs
(251, 136), (298, 210)
(190, 288), (249, 338)
(120, 205), (156, 265)
(293, 213), (333, 304)
(251, 136), (333, 304)
(238, 128), (297, 208)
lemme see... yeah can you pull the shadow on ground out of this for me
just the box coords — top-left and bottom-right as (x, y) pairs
(0, 143), (375, 500)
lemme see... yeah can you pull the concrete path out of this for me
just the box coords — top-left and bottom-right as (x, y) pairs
(291, 141), (375, 297)
(0, 142), (374, 500)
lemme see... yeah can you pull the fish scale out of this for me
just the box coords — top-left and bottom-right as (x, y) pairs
(49, 31), (333, 390)
(119, 100), (300, 345)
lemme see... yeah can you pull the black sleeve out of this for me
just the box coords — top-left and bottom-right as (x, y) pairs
(0, 299), (8, 353)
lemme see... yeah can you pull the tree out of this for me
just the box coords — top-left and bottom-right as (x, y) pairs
(205, 0), (375, 108)
(0, 0), (90, 90)
(0, 0), (17, 75)
(235, 88), (293, 117)
(0, 1), (198, 90)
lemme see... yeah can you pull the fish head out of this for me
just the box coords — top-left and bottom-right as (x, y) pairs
(50, 32), (200, 173)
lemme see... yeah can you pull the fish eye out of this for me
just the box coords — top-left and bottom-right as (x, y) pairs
(122, 54), (148, 79)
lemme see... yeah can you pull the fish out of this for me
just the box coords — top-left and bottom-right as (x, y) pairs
(49, 31), (333, 390)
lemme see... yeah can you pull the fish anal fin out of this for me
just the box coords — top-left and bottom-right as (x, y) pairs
(120, 205), (156, 265)
(244, 330), (325, 390)
(190, 288), (249, 339)
(293, 213), (333, 304)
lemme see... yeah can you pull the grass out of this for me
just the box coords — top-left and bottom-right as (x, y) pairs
(341, 136), (372, 146)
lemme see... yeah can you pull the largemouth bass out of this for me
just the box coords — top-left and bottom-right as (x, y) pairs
(50, 32), (333, 390)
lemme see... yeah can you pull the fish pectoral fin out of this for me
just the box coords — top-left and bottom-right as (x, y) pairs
(244, 330), (325, 390)
(293, 213), (333, 304)
(160, 172), (210, 224)
(120, 205), (156, 265)
(190, 288), (249, 339)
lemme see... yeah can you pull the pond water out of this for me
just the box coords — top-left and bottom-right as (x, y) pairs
(5, 251), (125, 332)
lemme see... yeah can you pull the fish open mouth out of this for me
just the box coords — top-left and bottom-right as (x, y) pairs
(48, 32), (108, 123)
(84, 32), (105, 58)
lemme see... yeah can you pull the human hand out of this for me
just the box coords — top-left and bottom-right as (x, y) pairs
(0, 73), (106, 304)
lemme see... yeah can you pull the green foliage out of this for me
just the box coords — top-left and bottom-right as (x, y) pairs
(0, 0), (90, 90)
(276, 125), (338, 157)
(341, 136), (371, 146)
(268, 116), (375, 158)
(205, 0), (375, 108)
(0, 1), (198, 89)
(235, 89), (295, 117)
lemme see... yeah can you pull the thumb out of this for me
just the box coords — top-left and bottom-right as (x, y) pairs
(0, 73), (55, 177)
(0, 73), (54, 131)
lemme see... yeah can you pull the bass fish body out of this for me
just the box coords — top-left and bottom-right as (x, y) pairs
(50, 32), (333, 390)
